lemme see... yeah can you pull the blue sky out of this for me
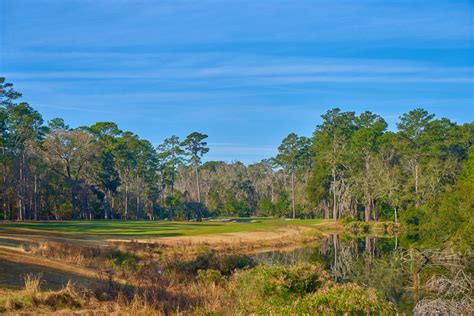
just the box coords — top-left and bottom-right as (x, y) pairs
(1, 0), (473, 163)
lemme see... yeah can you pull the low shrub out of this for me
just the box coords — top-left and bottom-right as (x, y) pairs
(43, 291), (81, 310)
(177, 251), (220, 274)
(345, 221), (371, 233)
(400, 207), (426, 227)
(177, 251), (256, 276)
(345, 221), (401, 234)
(197, 269), (223, 285)
(300, 283), (394, 314)
(230, 263), (330, 312)
(372, 221), (400, 234)
(4, 296), (24, 311)
(110, 251), (139, 271)
(229, 263), (394, 314)
(219, 254), (256, 275)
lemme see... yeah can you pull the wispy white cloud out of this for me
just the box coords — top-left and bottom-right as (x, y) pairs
(5, 57), (473, 85)
(255, 75), (474, 85)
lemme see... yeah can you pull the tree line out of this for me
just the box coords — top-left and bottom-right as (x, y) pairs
(1, 77), (472, 222)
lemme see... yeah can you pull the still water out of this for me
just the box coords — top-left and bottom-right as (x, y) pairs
(253, 234), (472, 315)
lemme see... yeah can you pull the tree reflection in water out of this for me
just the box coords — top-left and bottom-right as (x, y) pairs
(253, 234), (472, 314)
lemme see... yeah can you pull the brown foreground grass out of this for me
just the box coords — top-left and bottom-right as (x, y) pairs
(1, 257), (394, 315)
(0, 270), (237, 315)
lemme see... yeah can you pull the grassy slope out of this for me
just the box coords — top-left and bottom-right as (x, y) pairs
(0, 218), (326, 238)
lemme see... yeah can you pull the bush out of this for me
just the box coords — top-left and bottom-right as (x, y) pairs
(345, 221), (400, 235)
(43, 291), (81, 310)
(300, 283), (394, 314)
(110, 251), (138, 271)
(219, 255), (256, 275)
(257, 198), (274, 216)
(178, 251), (220, 274)
(345, 221), (371, 233)
(400, 207), (426, 227)
(372, 221), (400, 234)
(231, 263), (330, 312)
(229, 263), (394, 314)
(197, 269), (223, 285)
(178, 251), (255, 276)
(452, 216), (474, 254)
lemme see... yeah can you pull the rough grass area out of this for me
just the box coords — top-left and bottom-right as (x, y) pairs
(0, 218), (327, 238)
(0, 260), (394, 315)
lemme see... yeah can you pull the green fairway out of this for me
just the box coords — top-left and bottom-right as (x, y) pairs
(0, 218), (326, 238)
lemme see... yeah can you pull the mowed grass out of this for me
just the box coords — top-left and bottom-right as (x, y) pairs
(0, 218), (326, 238)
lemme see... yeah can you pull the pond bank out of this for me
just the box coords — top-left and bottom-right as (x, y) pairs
(109, 220), (343, 256)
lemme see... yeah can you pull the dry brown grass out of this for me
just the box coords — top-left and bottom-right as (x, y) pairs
(0, 275), (83, 314)
(23, 240), (116, 269)
(23, 273), (42, 295)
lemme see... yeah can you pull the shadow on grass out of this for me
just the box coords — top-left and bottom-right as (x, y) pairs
(0, 259), (104, 290)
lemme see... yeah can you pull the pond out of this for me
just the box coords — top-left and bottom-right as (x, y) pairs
(252, 234), (473, 315)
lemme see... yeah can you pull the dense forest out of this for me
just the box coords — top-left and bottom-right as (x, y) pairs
(1, 77), (473, 225)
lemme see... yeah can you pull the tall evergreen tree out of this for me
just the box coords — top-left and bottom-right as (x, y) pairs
(181, 132), (209, 203)
(275, 133), (312, 218)
(310, 108), (356, 219)
(157, 135), (185, 194)
(351, 112), (387, 221)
